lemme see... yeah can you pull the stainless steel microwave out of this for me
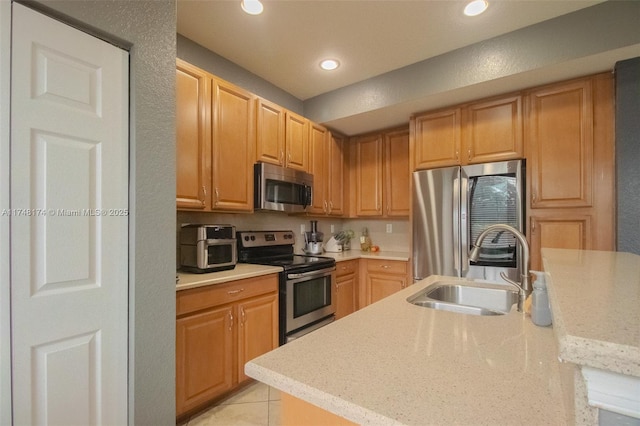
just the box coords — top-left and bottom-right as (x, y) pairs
(254, 162), (313, 213)
(180, 224), (237, 273)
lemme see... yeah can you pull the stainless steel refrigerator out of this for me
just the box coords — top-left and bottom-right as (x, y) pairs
(412, 160), (525, 283)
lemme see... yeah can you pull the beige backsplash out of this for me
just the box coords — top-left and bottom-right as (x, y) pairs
(177, 211), (409, 268)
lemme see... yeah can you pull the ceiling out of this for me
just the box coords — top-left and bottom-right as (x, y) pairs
(177, 0), (605, 101)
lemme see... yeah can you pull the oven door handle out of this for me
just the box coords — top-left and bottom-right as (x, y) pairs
(287, 266), (335, 280)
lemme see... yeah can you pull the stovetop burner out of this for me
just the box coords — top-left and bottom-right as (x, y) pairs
(236, 230), (335, 272)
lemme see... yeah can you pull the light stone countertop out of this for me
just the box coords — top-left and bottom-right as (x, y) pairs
(176, 264), (282, 291)
(542, 248), (640, 377)
(245, 275), (567, 425)
(322, 249), (410, 262)
(176, 250), (410, 291)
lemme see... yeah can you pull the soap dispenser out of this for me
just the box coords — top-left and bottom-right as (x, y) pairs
(531, 271), (552, 327)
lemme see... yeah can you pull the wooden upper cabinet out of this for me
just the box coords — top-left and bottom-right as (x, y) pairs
(255, 97), (285, 166)
(285, 111), (309, 172)
(352, 127), (409, 218)
(327, 133), (345, 216)
(463, 95), (523, 164)
(411, 93), (524, 170)
(353, 133), (384, 216)
(308, 122), (329, 215)
(211, 77), (255, 211)
(384, 129), (410, 217)
(176, 59), (210, 210)
(527, 79), (593, 209)
(411, 108), (461, 170)
(308, 126), (345, 216)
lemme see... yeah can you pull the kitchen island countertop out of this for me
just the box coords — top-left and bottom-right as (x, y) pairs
(246, 275), (567, 425)
(542, 248), (640, 376)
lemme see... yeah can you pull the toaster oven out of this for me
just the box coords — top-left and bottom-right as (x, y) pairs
(180, 224), (237, 273)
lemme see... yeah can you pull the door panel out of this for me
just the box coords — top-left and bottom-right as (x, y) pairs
(530, 215), (591, 270)
(11, 4), (128, 424)
(528, 80), (593, 208)
(212, 79), (254, 211)
(354, 134), (383, 216)
(176, 307), (234, 414)
(237, 293), (278, 383)
(176, 60), (210, 209)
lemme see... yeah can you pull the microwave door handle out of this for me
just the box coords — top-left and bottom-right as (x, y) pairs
(303, 185), (312, 209)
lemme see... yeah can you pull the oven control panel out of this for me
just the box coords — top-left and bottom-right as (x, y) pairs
(237, 230), (295, 248)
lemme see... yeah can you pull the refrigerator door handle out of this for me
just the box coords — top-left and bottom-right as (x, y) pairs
(453, 175), (460, 276)
(459, 174), (469, 274)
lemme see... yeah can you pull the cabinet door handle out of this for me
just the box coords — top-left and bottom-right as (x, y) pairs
(227, 288), (244, 295)
(531, 221), (536, 234)
(381, 265), (391, 269)
(323, 200), (328, 213)
(201, 186), (207, 205)
(214, 187), (220, 206)
(228, 311), (234, 331)
(532, 192), (537, 204)
(280, 150), (285, 165)
(455, 151), (459, 161)
(468, 149), (471, 161)
(386, 204), (390, 215)
(240, 307), (246, 326)
(328, 201), (333, 214)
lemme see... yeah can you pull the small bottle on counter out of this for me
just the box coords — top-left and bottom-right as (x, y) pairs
(360, 227), (372, 252)
(531, 271), (552, 327)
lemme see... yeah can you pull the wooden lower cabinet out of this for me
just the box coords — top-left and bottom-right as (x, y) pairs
(176, 274), (278, 417)
(335, 260), (358, 320)
(237, 293), (279, 383)
(530, 214), (592, 270)
(176, 306), (234, 413)
(361, 259), (409, 306)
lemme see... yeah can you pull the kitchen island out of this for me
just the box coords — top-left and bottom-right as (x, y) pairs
(246, 274), (567, 425)
(542, 248), (640, 423)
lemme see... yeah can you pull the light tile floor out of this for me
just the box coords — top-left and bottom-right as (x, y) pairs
(185, 381), (281, 426)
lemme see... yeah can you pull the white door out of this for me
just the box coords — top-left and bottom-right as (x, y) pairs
(10, 4), (129, 425)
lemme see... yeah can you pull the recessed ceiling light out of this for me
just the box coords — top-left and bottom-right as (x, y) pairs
(241, 0), (263, 15)
(320, 59), (340, 71)
(464, 0), (488, 16)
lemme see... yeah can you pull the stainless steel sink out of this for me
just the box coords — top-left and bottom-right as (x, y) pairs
(407, 281), (518, 316)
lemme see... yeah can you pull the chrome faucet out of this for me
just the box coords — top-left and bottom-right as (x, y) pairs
(469, 224), (531, 312)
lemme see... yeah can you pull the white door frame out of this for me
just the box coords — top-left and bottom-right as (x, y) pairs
(0, 1), (13, 425)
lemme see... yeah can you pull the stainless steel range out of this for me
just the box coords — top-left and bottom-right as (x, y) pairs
(237, 230), (336, 345)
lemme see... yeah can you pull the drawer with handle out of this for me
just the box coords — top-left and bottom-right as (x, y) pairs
(336, 260), (358, 277)
(177, 273), (278, 316)
(365, 259), (407, 275)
